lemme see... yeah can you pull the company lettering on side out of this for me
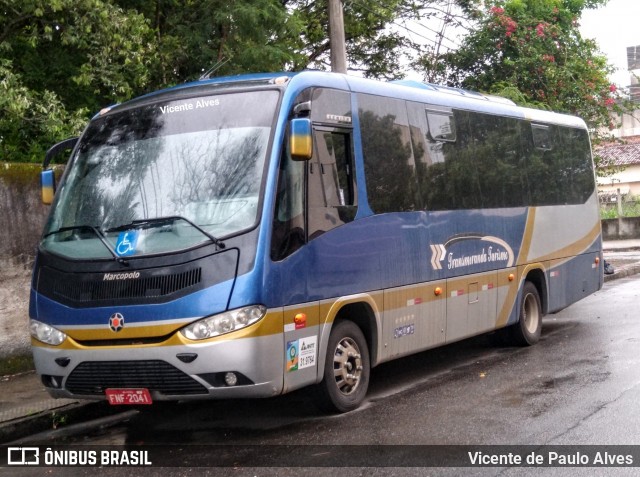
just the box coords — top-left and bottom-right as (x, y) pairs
(103, 272), (141, 281)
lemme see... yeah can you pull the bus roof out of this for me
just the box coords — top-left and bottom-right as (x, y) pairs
(96, 71), (587, 129)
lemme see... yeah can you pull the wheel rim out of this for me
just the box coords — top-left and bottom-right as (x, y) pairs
(332, 337), (363, 396)
(523, 292), (540, 334)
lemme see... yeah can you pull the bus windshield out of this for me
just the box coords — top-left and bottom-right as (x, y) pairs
(42, 90), (279, 260)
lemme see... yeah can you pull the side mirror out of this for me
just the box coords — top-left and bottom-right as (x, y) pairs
(41, 137), (78, 205)
(290, 118), (312, 161)
(41, 170), (56, 205)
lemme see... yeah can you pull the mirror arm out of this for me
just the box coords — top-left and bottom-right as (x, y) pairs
(43, 137), (79, 170)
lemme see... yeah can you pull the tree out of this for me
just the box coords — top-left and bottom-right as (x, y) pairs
(293, 0), (419, 79)
(2, 0), (435, 163)
(115, 0), (307, 85)
(119, 0), (429, 83)
(424, 0), (632, 147)
(0, 59), (87, 161)
(0, 0), (155, 162)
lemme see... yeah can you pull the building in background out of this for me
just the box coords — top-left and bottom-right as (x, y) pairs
(628, 45), (640, 103)
(597, 45), (640, 202)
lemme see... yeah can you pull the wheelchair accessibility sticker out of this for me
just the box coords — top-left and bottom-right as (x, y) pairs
(115, 231), (139, 257)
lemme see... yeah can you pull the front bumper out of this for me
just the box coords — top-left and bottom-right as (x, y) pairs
(32, 333), (284, 401)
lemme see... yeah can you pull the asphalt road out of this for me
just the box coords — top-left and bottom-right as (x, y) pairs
(7, 275), (640, 476)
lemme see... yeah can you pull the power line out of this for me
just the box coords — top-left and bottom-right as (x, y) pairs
(346, 0), (462, 51)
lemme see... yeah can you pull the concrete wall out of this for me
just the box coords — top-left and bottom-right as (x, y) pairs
(0, 163), (54, 358)
(602, 217), (640, 240)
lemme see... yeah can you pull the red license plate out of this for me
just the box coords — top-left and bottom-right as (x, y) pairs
(105, 388), (153, 405)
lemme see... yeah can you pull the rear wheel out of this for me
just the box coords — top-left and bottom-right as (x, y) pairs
(315, 320), (370, 413)
(507, 281), (542, 346)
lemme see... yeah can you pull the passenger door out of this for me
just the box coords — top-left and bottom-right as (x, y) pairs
(307, 128), (357, 241)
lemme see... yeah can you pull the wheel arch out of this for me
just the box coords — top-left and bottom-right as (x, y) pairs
(316, 295), (380, 383)
(333, 302), (378, 364)
(523, 267), (548, 315)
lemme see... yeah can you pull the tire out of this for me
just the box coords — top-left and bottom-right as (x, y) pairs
(314, 320), (370, 413)
(507, 281), (543, 346)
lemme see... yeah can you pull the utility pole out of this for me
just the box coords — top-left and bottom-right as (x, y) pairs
(328, 0), (347, 73)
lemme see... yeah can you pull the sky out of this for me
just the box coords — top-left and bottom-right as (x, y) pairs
(579, 0), (640, 89)
(402, 0), (640, 87)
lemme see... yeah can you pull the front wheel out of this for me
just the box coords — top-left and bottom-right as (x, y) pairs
(507, 281), (543, 346)
(314, 320), (370, 413)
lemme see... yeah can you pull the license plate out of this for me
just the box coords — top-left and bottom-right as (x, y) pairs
(105, 388), (153, 405)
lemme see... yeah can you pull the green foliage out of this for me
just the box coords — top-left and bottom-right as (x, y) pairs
(1, 0), (155, 162)
(2, 0), (633, 167)
(0, 353), (34, 376)
(117, 0), (307, 84)
(121, 0), (420, 82)
(51, 411), (68, 429)
(600, 195), (640, 219)
(293, 0), (417, 79)
(2, 0), (424, 162)
(425, 0), (635, 158)
(0, 59), (87, 161)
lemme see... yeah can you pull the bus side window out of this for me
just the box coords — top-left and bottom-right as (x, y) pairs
(308, 130), (356, 240)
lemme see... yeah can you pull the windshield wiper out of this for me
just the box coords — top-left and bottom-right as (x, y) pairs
(104, 216), (225, 249)
(43, 225), (118, 259)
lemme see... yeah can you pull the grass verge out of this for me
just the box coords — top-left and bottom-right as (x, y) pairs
(0, 353), (34, 376)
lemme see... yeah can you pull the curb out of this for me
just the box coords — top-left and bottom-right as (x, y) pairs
(604, 263), (640, 282)
(0, 401), (126, 445)
(6, 407), (138, 445)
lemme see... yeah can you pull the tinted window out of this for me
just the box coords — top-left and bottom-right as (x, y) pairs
(358, 94), (417, 213)
(364, 97), (594, 213)
(311, 89), (352, 126)
(308, 130), (356, 240)
(470, 112), (526, 208)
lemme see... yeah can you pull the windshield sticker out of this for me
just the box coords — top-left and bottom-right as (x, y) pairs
(115, 231), (139, 257)
(159, 98), (220, 115)
(430, 234), (515, 271)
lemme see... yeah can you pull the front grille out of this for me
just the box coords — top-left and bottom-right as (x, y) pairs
(65, 360), (208, 396)
(35, 248), (239, 308)
(52, 268), (201, 303)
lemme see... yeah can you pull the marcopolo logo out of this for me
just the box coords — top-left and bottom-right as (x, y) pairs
(103, 271), (141, 281)
(109, 313), (125, 332)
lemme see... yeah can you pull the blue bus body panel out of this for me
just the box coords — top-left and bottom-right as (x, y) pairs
(262, 208), (529, 307)
(32, 277), (235, 328)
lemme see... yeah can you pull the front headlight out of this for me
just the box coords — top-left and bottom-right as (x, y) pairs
(180, 305), (267, 340)
(30, 319), (67, 346)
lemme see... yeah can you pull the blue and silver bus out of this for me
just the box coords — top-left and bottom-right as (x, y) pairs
(31, 71), (603, 412)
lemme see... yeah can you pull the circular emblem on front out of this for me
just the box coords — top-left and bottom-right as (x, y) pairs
(109, 313), (124, 332)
